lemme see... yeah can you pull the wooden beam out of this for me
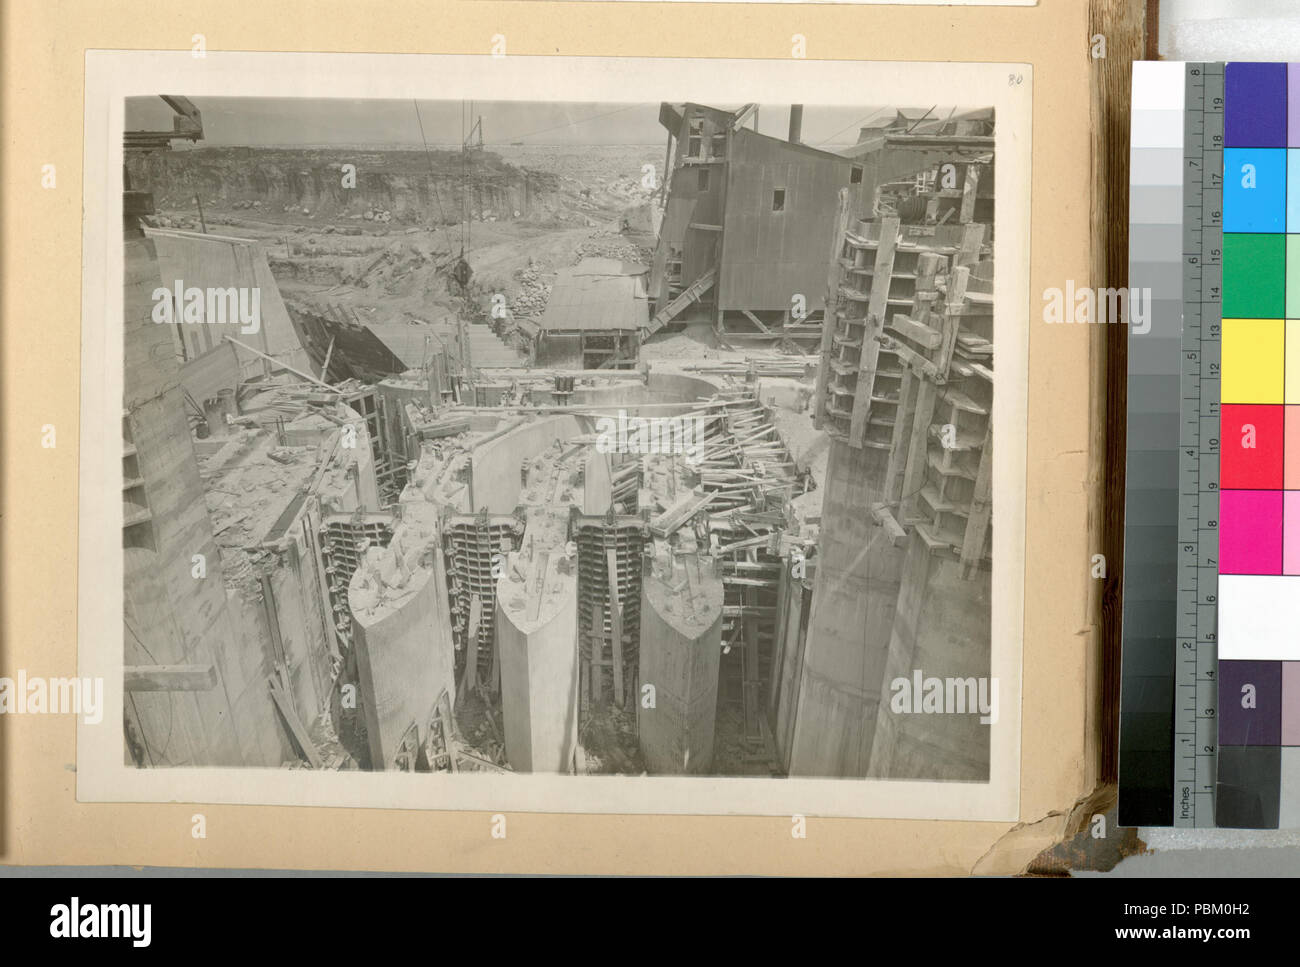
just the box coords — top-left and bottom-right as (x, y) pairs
(889, 312), (943, 350)
(959, 163), (980, 224)
(649, 491), (713, 538)
(320, 335), (336, 380)
(730, 103), (758, 131)
(870, 502), (908, 547)
(960, 426), (993, 576)
(124, 663), (218, 692)
(937, 265), (970, 375)
(814, 188), (852, 429)
(269, 678), (324, 768)
(459, 593), (481, 699)
(659, 131), (673, 206)
(956, 221), (986, 269)
(224, 335), (335, 392)
(849, 216), (900, 447)
(883, 368), (917, 505)
(588, 600), (603, 704)
(900, 379), (937, 523)
(1092, 0), (1148, 787)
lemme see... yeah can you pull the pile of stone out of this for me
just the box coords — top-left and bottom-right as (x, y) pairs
(150, 213), (202, 230)
(576, 232), (652, 264)
(510, 264), (553, 317)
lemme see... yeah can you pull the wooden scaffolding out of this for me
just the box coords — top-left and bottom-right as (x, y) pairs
(815, 163), (995, 577)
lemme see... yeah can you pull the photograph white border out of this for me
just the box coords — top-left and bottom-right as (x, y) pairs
(79, 50), (1030, 821)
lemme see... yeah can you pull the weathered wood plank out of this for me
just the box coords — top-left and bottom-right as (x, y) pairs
(269, 678), (324, 768)
(849, 216), (900, 446)
(814, 189), (852, 429)
(124, 664), (217, 692)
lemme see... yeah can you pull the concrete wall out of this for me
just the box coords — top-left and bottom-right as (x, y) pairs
(270, 516), (335, 723)
(788, 438), (906, 777)
(583, 451), (614, 515)
(149, 229), (313, 379)
(218, 586), (296, 767)
(571, 372), (721, 412)
(470, 414), (590, 513)
(286, 414), (381, 515)
(124, 234), (255, 767)
(349, 567), (453, 768)
(769, 566), (813, 773)
(495, 566), (580, 773)
(866, 534), (992, 781)
(376, 379), (434, 461)
(214, 528), (335, 770)
(638, 586), (724, 774)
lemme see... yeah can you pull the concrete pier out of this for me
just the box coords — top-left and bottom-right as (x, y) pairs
(496, 547), (580, 772)
(638, 553), (724, 774)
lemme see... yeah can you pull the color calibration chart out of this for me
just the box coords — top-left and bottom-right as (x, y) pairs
(1123, 62), (1300, 829)
(1122, 61), (1220, 828)
(1216, 62), (1300, 830)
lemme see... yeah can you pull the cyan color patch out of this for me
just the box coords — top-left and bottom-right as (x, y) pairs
(1223, 148), (1286, 232)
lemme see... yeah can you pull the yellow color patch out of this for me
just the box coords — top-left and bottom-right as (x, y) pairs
(1222, 318), (1285, 404)
(1288, 320), (1300, 404)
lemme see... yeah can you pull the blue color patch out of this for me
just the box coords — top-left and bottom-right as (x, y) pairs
(1223, 148), (1286, 233)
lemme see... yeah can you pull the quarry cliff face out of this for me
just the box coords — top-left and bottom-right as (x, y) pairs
(127, 146), (562, 222)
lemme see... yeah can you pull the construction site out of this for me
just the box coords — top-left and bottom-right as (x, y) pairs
(120, 96), (997, 781)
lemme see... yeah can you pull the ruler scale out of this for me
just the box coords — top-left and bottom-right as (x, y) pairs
(1121, 62), (1222, 827)
(1120, 62), (1186, 827)
(1174, 62), (1222, 828)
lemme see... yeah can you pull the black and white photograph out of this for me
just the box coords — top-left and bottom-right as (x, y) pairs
(82, 54), (1029, 819)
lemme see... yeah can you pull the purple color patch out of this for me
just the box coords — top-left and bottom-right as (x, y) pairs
(1291, 65), (1300, 147)
(1283, 663), (1300, 745)
(1220, 660), (1283, 746)
(1227, 62), (1288, 147)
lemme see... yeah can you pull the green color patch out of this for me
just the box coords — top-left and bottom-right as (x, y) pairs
(1224, 233), (1286, 319)
(1288, 235), (1300, 319)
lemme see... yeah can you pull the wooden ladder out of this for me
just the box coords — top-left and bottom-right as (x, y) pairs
(644, 266), (716, 337)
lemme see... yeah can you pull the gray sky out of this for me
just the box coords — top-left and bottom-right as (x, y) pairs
(125, 97), (920, 149)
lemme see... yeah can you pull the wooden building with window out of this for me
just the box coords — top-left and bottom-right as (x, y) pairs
(646, 103), (994, 350)
(646, 102), (861, 346)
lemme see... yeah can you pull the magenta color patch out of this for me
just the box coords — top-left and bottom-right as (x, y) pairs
(1220, 489), (1285, 574)
(1288, 493), (1300, 575)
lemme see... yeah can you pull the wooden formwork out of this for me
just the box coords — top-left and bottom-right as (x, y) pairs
(816, 161), (994, 576)
(572, 513), (647, 708)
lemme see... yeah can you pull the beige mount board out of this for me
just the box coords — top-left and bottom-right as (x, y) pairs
(1, 0), (1099, 875)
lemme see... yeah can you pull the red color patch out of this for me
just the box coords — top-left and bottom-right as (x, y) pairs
(1222, 403), (1286, 489)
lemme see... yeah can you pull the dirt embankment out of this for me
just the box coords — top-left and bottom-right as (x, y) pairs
(128, 146), (563, 224)
(133, 144), (666, 333)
